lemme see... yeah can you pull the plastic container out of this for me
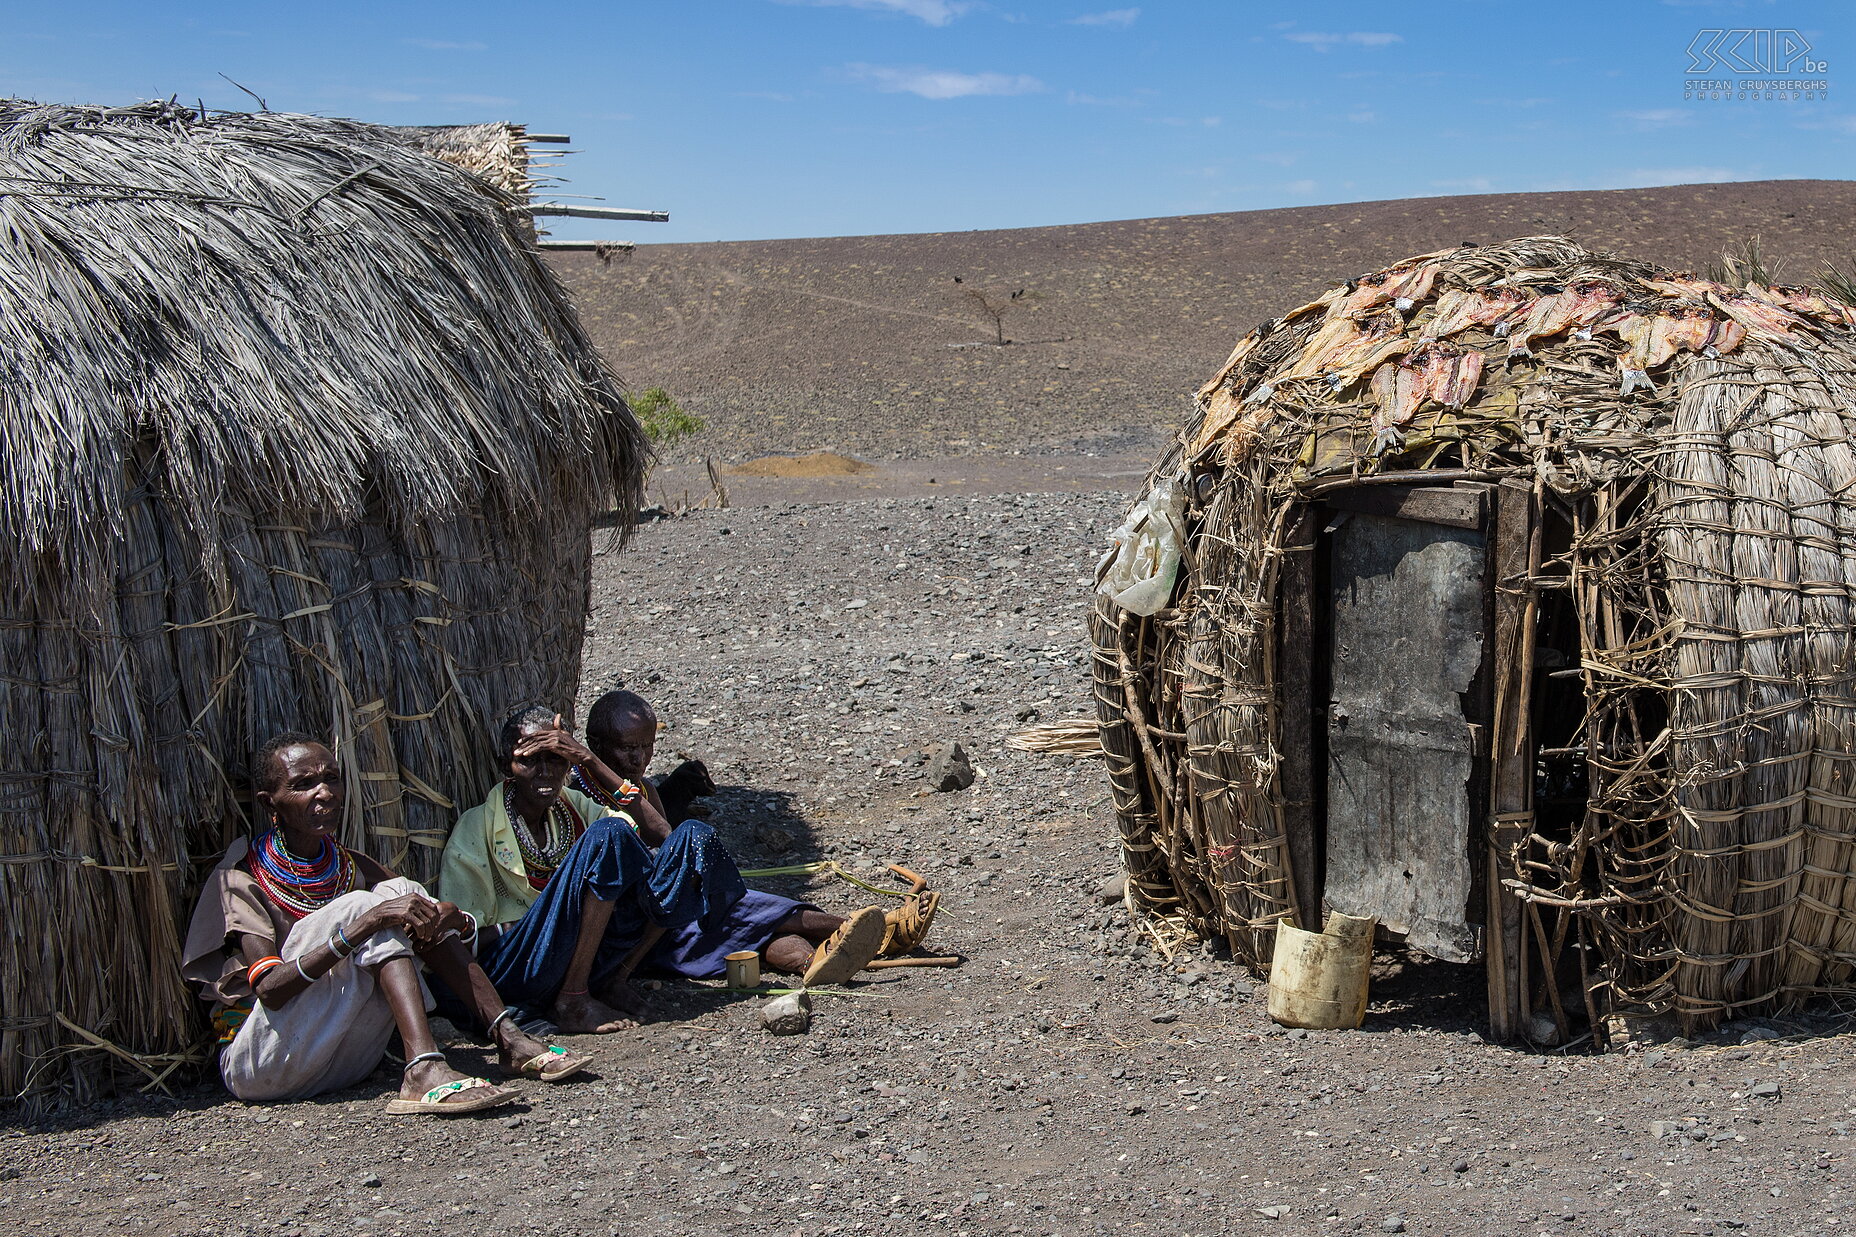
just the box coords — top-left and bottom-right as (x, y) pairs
(1266, 911), (1376, 1030)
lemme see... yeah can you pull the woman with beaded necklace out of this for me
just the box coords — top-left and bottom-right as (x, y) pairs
(440, 704), (755, 1033)
(181, 732), (590, 1112)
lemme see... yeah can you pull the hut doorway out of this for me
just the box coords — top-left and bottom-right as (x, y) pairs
(1324, 501), (1489, 962)
(1281, 482), (1498, 964)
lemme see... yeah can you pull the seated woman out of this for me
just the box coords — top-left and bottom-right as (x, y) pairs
(441, 705), (885, 1034)
(181, 733), (589, 1114)
(578, 689), (884, 983)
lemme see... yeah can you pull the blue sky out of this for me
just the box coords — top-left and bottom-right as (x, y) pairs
(6, 1), (1850, 243)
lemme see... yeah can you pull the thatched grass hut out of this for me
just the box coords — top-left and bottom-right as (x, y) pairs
(1092, 236), (1856, 1045)
(0, 100), (646, 1099)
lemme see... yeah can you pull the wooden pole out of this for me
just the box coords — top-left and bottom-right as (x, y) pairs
(1278, 502), (1323, 929)
(1485, 479), (1536, 1041)
(535, 240), (635, 252)
(527, 203), (669, 222)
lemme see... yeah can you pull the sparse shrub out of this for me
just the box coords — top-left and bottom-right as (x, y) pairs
(954, 279), (1041, 345)
(630, 386), (704, 448)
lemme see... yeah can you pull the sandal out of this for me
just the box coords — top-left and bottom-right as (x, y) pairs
(878, 864), (941, 957)
(511, 1045), (591, 1083)
(386, 1052), (518, 1115)
(802, 906), (887, 987)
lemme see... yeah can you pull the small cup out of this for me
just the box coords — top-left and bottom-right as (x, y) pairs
(725, 950), (761, 989)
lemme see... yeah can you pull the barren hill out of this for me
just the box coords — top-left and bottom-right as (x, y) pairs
(548, 179), (1856, 464)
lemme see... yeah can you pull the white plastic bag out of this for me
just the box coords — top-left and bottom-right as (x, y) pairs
(1096, 477), (1187, 616)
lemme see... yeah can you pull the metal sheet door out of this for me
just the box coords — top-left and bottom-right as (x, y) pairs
(1324, 510), (1487, 962)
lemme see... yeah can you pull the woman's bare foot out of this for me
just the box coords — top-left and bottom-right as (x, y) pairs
(494, 1024), (552, 1071)
(553, 990), (634, 1034)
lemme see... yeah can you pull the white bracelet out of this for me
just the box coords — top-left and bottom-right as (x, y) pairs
(294, 956), (314, 984)
(461, 911), (478, 942)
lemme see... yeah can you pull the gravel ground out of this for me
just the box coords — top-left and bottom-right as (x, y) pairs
(8, 490), (1856, 1237)
(556, 180), (1856, 465)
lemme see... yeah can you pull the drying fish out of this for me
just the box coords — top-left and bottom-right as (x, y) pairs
(1366, 342), (1484, 455)
(1706, 316), (1748, 357)
(1337, 268), (1404, 318)
(1750, 284), (1856, 330)
(1711, 290), (1810, 343)
(1293, 309), (1376, 374)
(1427, 343), (1485, 408)
(1339, 260), (1440, 317)
(1658, 302), (1744, 360)
(1608, 305), (1695, 394)
(1269, 307), (1408, 393)
(1319, 310), (1414, 389)
(1507, 281), (1624, 357)
(1641, 272), (1738, 301)
(1368, 356), (1425, 453)
(1386, 261), (1441, 311)
(1421, 286), (1530, 340)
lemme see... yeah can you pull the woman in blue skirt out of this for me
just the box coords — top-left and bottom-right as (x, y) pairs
(440, 706), (881, 1033)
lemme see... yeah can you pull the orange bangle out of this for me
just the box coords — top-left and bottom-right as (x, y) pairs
(247, 955), (284, 987)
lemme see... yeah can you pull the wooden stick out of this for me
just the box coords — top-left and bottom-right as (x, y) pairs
(865, 956), (962, 969)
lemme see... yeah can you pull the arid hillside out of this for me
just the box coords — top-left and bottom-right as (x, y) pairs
(549, 179), (1856, 463)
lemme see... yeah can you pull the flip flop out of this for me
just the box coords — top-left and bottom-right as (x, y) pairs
(510, 1045), (591, 1083)
(385, 1076), (517, 1116)
(802, 906), (887, 988)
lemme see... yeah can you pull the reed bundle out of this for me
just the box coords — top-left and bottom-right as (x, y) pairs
(1093, 236), (1856, 1039)
(0, 100), (646, 1100)
(1005, 718), (1103, 754)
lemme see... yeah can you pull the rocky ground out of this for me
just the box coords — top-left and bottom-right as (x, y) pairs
(8, 485), (1856, 1237)
(554, 179), (1856, 466)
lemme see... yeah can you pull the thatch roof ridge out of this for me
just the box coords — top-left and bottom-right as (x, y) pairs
(1184, 234), (1856, 496)
(0, 99), (645, 596)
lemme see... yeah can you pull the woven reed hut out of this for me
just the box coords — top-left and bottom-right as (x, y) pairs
(1092, 236), (1856, 1045)
(0, 100), (646, 1099)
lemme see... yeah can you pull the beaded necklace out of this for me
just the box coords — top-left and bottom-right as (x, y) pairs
(249, 827), (358, 920)
(504, 781), (581, 885)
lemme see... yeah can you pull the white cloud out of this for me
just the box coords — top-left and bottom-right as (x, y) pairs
(1285, 31), (1403, 51)
(776, 0), (973, 25)
(1070, 8), (1140, 27)
(1617, 107), (1693, 129)
(1346, 109), (1376, 123)
(367, 90), (421, 104)
(845, 64), (1044, 99)
(403, 38), (487, 51)
(1433, 176), (1497, 192)
(1254, 152), (1300, 166)
(1284, 178), (1317, 194)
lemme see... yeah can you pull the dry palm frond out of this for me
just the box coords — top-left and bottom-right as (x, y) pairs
(1822, 261), (1856, 309)
(1706, 235), (1786, 287)
(1006, 718), (1103, 754)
